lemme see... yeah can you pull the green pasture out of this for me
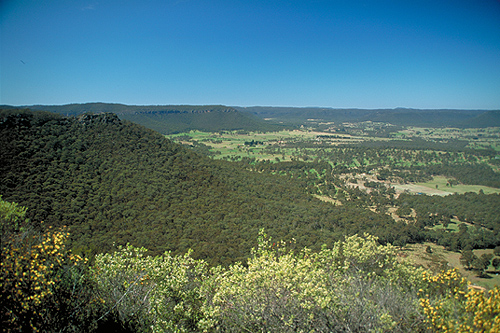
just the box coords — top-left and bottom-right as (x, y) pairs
(167, 130), (213, 139)
(417, 176), (500, 195)
(430, 219), (461, 232)
(168, 129), (500, 171)
(168, 129), (362, 144)
(167, 130), (334, 162)
(404, 243), (500, 289)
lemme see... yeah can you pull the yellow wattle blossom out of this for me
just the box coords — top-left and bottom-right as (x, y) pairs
(419, 269), (500, 333)
(1, 224), (87, 332)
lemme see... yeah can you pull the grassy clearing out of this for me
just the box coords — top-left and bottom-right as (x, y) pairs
(402, 243), (500, 289)
(417, 175), (500, 195)
(430, 220), (461, 232)
(312, 194), (342, 206)
(392, 183), (449, 196)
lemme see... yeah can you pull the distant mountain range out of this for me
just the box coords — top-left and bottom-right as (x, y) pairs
(236, 106), (500, 128)
(1, 103), (499, 131)
(0, 103), (283, 134)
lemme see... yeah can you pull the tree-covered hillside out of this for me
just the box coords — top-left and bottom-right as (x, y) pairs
(24, 103), (236, 116)
(6, 103), (499, 135)
(458, 110), (500, 128)
(120, 109), (282, 134)
(1, 109), (409, 266)
(3, 196), (499, 332)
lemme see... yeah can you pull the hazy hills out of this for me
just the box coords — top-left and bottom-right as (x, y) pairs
(461, 110), (500, 128)
(2, 104), (498, 134)
(236, 106), (500, 128)
(18, 103), (236, 115)
(9, 103), (285, 134)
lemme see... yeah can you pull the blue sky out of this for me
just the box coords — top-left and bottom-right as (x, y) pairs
(1, 0), (499, 108)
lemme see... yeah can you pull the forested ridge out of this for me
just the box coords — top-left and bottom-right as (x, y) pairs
(5, 103), (499, 133)
(17, 103), (236, 116)
(121, 109), (283, 134)
(4, 103), (285, 134)
(1, 109), (410, 266)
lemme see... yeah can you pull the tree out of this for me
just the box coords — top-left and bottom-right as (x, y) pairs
(480, 253), (494, 271)
(442, 216), (451, 229)
(470, 253), (493, 276)
(492, 257), (500, 271)
(460, 249), (477, 270)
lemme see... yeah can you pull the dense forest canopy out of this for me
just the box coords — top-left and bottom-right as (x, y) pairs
(1, 109), (413, 266)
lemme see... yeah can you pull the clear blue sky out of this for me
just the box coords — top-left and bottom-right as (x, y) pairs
(1, 0), (499, 109)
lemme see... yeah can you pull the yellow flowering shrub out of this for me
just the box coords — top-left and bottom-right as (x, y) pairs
(463, 287), (500, 332)
(1, 197), (90, 332)
(1, 226), (89, 331)
(202, 230), (428, 332)
(419, 268), (500, 332)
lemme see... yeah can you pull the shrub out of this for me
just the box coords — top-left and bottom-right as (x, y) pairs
(1, 197), (95, 332)
(92, 245), (207, 332)
(202, 230), (426, 332)
(419, 268), (500, 332)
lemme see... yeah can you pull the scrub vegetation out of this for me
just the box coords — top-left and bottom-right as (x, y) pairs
(2, 204), (499, 332)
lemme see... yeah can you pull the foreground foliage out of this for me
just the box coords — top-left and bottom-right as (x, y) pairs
(419, 269), (500, 332)
(92, 245), (207, 332)
(202, 231), (427, 332)
(0, 197), (96, 332)
(2, 198), (500, 332)
(91, 231), (499, 333)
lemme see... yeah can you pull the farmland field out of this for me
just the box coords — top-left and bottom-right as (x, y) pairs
(168, 129), (370, 161)
(416, 175), (500, 195)
(167, 127), (500, 196)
